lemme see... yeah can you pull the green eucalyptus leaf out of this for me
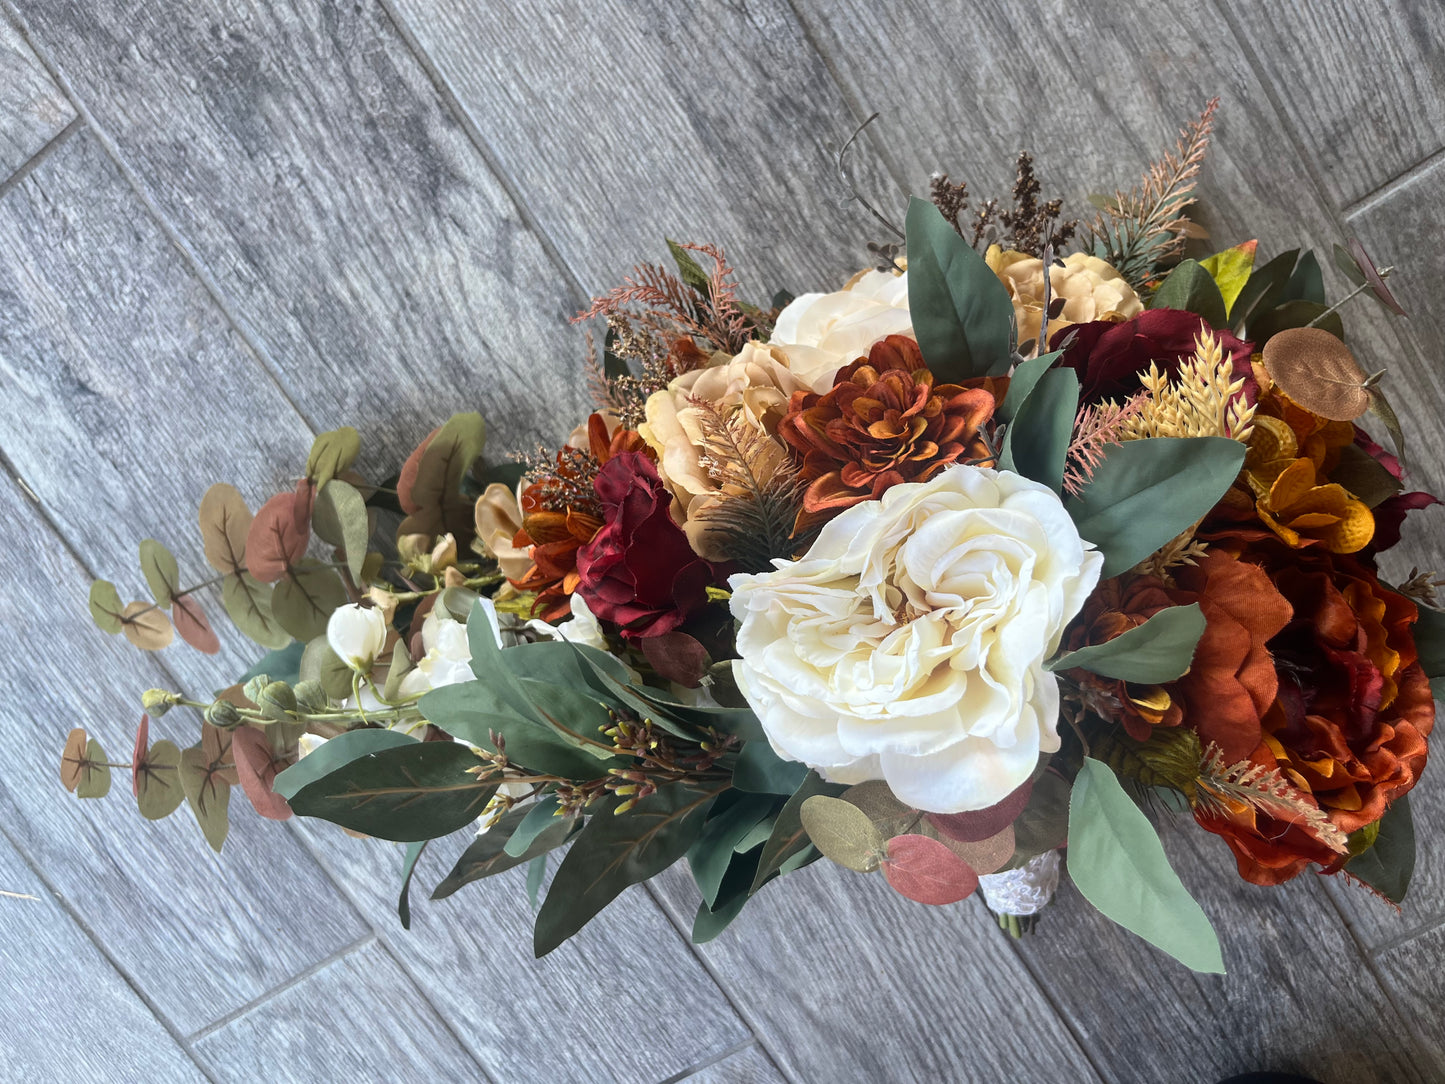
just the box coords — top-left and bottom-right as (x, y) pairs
(138, 539), (180, 608)
(1284, 249), (1326, 305)
(1067, 437), (1246, 578)
(88, 580), (124, 635)
(1068, 757), (1224, 973)
(271, 560), (347, 642)
(76, 738), (111, 799)
(1150, 259), (1227, 329)
(135, 739), (185, 820)
(800, 794), (885, 873)
(1369, 387), (1406, 465)
(179, 744), (231, 852)
(273, 727), (417, 800)
(1232, 248), (1299, 334)
(534, 784), (718, 957)
(313, 480), (370, 583)
(1048, 603), (1205, 682)
(306, 426), (361, 491)
(905, 196), (1014, 380)
(221, 571), (292, 650)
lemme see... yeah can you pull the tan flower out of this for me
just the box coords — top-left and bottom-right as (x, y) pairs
(985, 247), (1142, 352)
(473, 483), (532, 581)
(640, 341), (808, 559)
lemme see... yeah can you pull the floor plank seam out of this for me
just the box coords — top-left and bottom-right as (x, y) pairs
(375, 0), (593, 310)
(0, 0), (324, 440)
(284, 823), (503, 1084)
(0, 113), (82, 202)
(655, 1037), (761, 1084)
(0, 818), (222, 1084)
(1367, 911), (1445, 958)
(182, 932), (377, 1046)
(641, 882), (801, 1084)
(1341, 144), (1445, 221)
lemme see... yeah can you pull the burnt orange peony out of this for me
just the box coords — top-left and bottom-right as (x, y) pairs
(512, 414), (653, 621)
(1190, 546), (1434, 884)
(777, 335), (1000, 517)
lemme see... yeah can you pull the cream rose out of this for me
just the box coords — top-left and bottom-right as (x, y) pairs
(728, 464), (1103, 813)
(986, 247), (1142, 353)
(474, 482), (532, 582)
(640, 341), (805, 560)
(769, 268), (911, 391)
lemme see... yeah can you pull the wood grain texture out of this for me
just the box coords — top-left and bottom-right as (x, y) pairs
(1007, 819), (1436, 1084)
(386, 0), (897, 296)
(0, 11), (73, 181)
(0, 833), (207, 1082)
(673, 1042), (788, 1084)
(11, 0), (592, 465)
(1216, 0), (1445, 207)
(0, 127), (315, 695)
(1372, 919), (1445, 1055)
(193, 939), (490, 1081)
(0, 468), (370, 1036)
(649, 863), (1102, 1084)
(295, 822), (752, 1083)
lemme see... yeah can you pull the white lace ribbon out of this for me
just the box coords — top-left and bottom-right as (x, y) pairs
(977, 849), (1061, 916)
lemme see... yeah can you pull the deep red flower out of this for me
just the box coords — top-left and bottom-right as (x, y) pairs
(576, 451), (720, 638)
(1051, 308), (1254, 403)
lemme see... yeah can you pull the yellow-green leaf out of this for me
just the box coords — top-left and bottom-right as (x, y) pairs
(1200, 240), (1258, 316)
(88, 580), (124, 634)
(312, 479), (369, 582)
(306, 426), (362, 491)
(136, 739), (185, 820)
(138, 538), (180, 607)
(76, 738), (111, 799)
(800, 794), (884, 872)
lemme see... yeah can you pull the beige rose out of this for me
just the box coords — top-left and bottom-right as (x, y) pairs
(768, 268), (912, 391)
(640, 341), (806, 560)
(473, 483), (532, 581)
(986, 247), (1142, 353)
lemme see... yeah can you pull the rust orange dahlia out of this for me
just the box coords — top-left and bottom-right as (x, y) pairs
(777, 334), (999, 517)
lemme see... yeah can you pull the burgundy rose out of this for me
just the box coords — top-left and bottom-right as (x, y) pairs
(1050, 308), (1254, 403)
(576, 451), (719, 638)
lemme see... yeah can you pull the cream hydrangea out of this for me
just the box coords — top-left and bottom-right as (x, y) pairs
(768, 268), (911, 391)
(986, 247), (1142, 353)
(728, 464), (1102, 813)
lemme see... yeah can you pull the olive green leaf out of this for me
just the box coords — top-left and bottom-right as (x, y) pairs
(313, 479), (370, 583)
(135, 739), (185, 820)
(800, 794), (884, 872)
(138, 539), (180, 608)
(271, 560), (346, 642)
(306, 426), (362, 492)
(397, 839), (428, 931)
(432, 804), (579, 902)
(666, 238), (711, 294)
(88, 580), (124, 634)
(687, 793), (778, 908)
(750, 771), (845, 893)
(1344, 796), (1415, 903)
(398, 412), (487, 538)
(180, 743), (232, 852)
(221, 571), (292, 650)
(198, 483), (252, 576)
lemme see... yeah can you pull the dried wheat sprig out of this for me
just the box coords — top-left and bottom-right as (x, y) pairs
(1086, 99), (1218, 290)
(1193, 741), (1349, 855)
(1116, 332), (1255, 442)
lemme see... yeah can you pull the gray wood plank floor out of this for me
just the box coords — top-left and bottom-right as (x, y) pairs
(1, 2), (1442, 1081)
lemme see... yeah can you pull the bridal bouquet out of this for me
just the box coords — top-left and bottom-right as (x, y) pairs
(66, 102), (1441, 973)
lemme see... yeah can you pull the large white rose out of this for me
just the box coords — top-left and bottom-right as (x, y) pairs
(769, 268), (911, 391)
(728, 464), (1102, 813)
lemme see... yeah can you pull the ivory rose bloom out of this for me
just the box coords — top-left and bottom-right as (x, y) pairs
(641, 342), (807, 558)
(728, 465), (1103, 812)
(769, 268), (911, 391)
(986, 247), (1142, 352)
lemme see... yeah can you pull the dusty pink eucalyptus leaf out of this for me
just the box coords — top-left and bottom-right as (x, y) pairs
(246, 492), (308, 583)
(231, 726), (293, 821)
(173, 596), (221, 654)
(882, 834), (979, 905)
(131, 714), (150, 798)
